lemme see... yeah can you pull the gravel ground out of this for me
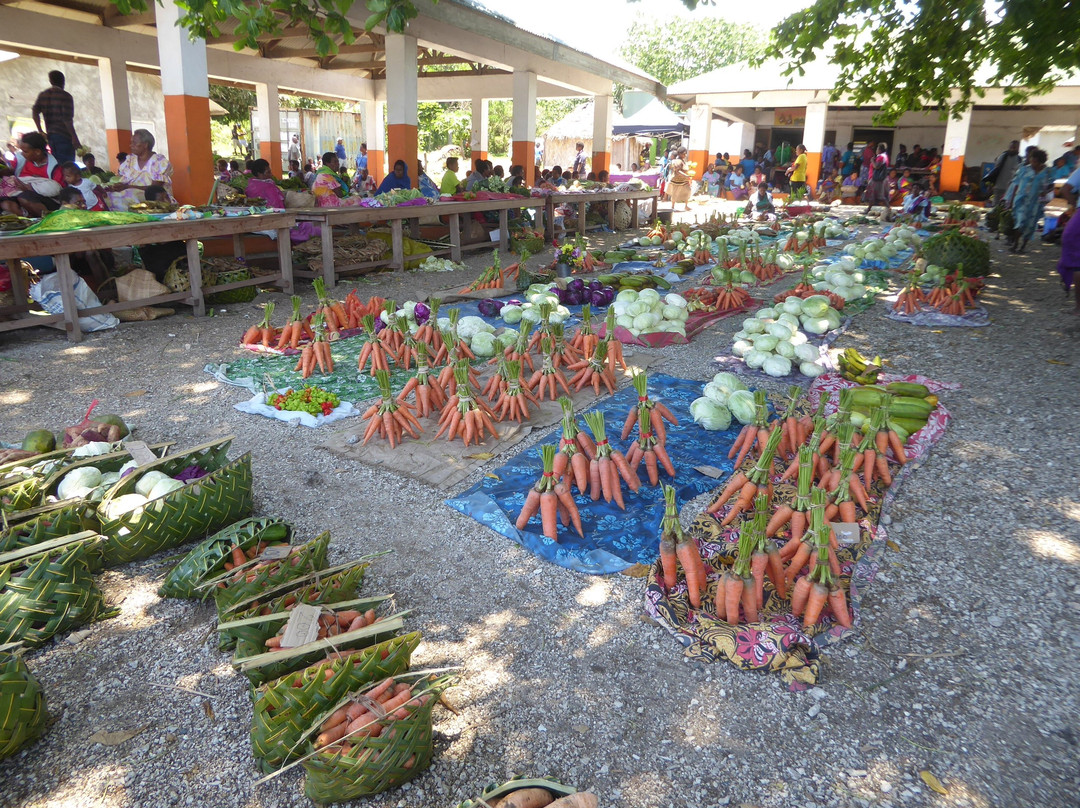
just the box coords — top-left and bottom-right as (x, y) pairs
(1, 205), (1078, 808)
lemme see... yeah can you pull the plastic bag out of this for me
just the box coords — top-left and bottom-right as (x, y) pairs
(29, 273), (118, 332)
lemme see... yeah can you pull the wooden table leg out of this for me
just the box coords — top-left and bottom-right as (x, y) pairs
(391, 219), (404, 269)
(320, 219), (334, 288)
(409, 218), (420, 239)
(578, 202), (587, 237)
(54, 253), (83, 342)
(232, 233), (246, 260)
(9, 259), (27, 305)
(545, 199), (555, 241)
(533, 204), (544, 237)
(276, 228), (294, 293)
(632, 198), (639, 229)
(187, 238), (205, 317)
(608, 199), (616, 230)
(449, 213), (462, 262)
(498, 209), (509, 251)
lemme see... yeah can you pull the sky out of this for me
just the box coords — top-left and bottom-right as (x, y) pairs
(477, 0), (815, 61)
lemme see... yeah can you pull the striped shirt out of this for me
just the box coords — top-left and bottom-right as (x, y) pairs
(31, 87), (75, 136)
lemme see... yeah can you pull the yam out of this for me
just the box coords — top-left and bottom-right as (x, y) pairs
(499, 788), (556, 808)
(546, 794), (598, 808)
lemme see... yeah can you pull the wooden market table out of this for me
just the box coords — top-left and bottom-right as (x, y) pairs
(0, 212), (296, 342)
(292, 196), (547, 288)
(545, 188), (660, 240)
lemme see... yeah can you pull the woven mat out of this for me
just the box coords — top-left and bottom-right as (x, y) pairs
(643, 372), (957, 689)
(445, 373), (727, 575)
(319, 354), (659, 491)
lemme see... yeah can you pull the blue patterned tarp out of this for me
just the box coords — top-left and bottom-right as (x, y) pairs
(445, 374), (737, 575)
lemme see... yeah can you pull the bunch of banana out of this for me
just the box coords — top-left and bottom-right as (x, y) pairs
(0, 213), (31, 232)
(839, 347), (883, 384)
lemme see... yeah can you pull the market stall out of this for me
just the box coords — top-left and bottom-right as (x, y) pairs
(545, 188), (660, 239)
(0, 212), (296, 342)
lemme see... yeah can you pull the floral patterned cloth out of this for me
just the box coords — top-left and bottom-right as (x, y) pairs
(104, 152), (175, 210)
(643, 373), (956, 688)
(312, 168), (364, 207)
(445, 374), (728, 575)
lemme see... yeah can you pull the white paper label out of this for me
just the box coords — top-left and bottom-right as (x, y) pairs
(831, 521), (860, 546)
(260, 544), (293, 561)
(280, 604), (322, 649)
(126, 441), (157, 467)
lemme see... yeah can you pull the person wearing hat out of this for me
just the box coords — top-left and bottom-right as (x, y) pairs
(335, 137), (347, 164)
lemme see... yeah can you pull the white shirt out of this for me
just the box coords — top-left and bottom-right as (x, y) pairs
(72, 177), (99, 209)
(1066, 166), (1080, 194)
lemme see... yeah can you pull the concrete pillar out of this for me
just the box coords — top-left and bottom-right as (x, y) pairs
(155, 0), (213, 205)
(470, 97), (488, 164)
(687, 104), (712, 179)
(941, 109), (972, 193)
(255, 83), (282, 177)
(802, 101), (828, 192)
(511, 70), (537, 186)
(591, 94), (613, 174)
(98, 57), (131, 172)
(363, 99), (385, 184)
(835, 125), (854, 153)
(385, 33), (418, 189)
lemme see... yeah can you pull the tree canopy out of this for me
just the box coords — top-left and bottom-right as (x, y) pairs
(769, 0), (1080, 123)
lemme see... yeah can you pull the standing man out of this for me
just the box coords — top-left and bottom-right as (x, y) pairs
(287, 134), (302, 168)
(572, 141), (587, 179)
(355, 142), (368, 175)
(31, 70), (79, 164)
(986, 140), (1021, 205)
(821, 141), (838, 174)
(335, 137), (347, 165)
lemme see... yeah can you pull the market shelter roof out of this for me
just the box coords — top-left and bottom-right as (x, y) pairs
(612, 97), (688, 138)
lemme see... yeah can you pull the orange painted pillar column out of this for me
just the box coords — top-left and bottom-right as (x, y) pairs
(591, 94), (613, 176)
(940, 109), (972, 193)
(687, 104), (713, 179)
(98, 56), (132, 171)
(385, 33), (418, 188)
(363, 99), (385, 185)
(512, 70), (537, 187)
(255, 83), (283, 178)
(156, 0), (214, 205)
(802, 101), (828, 196)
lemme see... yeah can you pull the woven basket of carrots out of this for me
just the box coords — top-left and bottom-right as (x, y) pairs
(301, 672), (454, 803)
(217, 561), (370, 651)
(250, 632), (421, 771)
(96, 438), (253, 568)
(0, 644), (47, 761)
(157, 517), (294, 599)
(0, 532), (110, 648)
(212, 531), (331, 620)
(232, 598), (406, 688)
(0, 500), (97, 555)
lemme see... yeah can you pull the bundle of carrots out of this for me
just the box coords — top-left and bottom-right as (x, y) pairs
(313, 278), (349, 338)
(553, 397), (593, 495)
(499, 323), (535, 373)
(657, 483), (706, 608)
(924, 277), (979, 315)
(716, 240), (741, 270)
(219, 542), (302, 586)
(684, 284), (751, 313)
(620, 372), (680, 445)
(625, 407), (675, 485)
(739, 244), (783, 282)
(715, 505), (760, 624)
(709, 418), (781, 525)
(892, 277), (928, 314)
(435, 365), (499, 445)
(357, 315), (396, 376)
(460, 251), (519, 292)
(222, 539), (271, 572)
(726, 390), (771, 468)
(360, 370), (423, 448)
(583, 411), (639, 509)
(492, 360), (540, 423)
(567, 341), (617, 395)
(274, 296), (308, 351)
(570, 304), (599, 359)
(414, 298), (440, 346)
(344, 291), (385, 326)
(515, 444), (583, 540)
(789, 493), (851, 628)
(602, 309), (628, 372)
(527, 337), (573, 402)
(313, 676), (435, 753)
(264, 607), (382, 649)
(294, 313), (334, 378)
(393, 316), (424, 370)
(242, 302), (278, 348)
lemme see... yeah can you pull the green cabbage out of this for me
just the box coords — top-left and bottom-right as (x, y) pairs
(501, 305), (523, 324)
(800, 361), (825, 377)
(727, 390), (757, 424)
(709, 372), (747, 401)
(800, 295), (831, 318)
(470, 331), (498, 356)
(763, 355), (792, 377)
(690, 397), (732, 431)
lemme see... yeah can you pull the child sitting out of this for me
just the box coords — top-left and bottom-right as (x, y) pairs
(746, 184), (776, 220)
(57, 186), (87, 209)
(817, 170), (839, 203)
(61, 162), (107, 211)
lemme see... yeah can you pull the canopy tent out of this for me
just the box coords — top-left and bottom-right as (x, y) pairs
(612, 97), (688, 138)
(541, 100), (625, 171)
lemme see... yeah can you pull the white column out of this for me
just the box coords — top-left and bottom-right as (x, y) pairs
(155, 0), (208, 97)
(941, 108), (973, 192)
(255, 83), (282, 175)
(98, 57), (131, 171)
(385, 33), (418, 187)
(802, 100), (828, 189)
(362, 99), (386, 182)
(591, 94), (613, 173)
(512, 70), (537, 185)
(470, 97), (488, 161)
(687, 104), (712, 178)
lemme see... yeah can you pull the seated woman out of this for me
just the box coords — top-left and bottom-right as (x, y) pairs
(550, 166), (566, 188)
(817, 170), (839, 203)
(746, 184), (776, 220)
(840, 172), (859, 200)
(312, 152), (363, 207)
(417, 160), (440, 200)
(103, 129), (175, 211)
(2, 131), (64, 217)
(376, 160), (411, 196)
(728, 165), (749, 200)
(702, 164), (721, 197)
(509, 164), (526, 188)
(596, 169), (609, 185)
(748, 165), (768, 191)
(243, 159), (318, 242)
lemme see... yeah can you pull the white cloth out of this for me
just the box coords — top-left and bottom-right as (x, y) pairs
(233, 390), (360, 428)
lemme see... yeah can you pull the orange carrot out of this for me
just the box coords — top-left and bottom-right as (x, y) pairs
(802, 581), (829, 627)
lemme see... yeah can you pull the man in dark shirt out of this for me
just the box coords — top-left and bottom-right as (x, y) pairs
(32, 70), (79, 164)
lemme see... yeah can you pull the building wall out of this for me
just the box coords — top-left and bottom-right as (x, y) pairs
(0, 54), (167, 162)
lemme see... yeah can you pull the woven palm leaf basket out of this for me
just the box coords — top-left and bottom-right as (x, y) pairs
(301, 671), (455, 804)
(232, 597), (405, 688)
(0, 500), (97, 555)
(217, 561), (371, 652)
(0, 643), (47, 760)
(250, 631), (421, 771)
(0, 447), (81, 513)
(212, 530), (331, 620)
(158, 517), (294, 599)
(96, 438), (252, 567)
(0, 532), (110, 647)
